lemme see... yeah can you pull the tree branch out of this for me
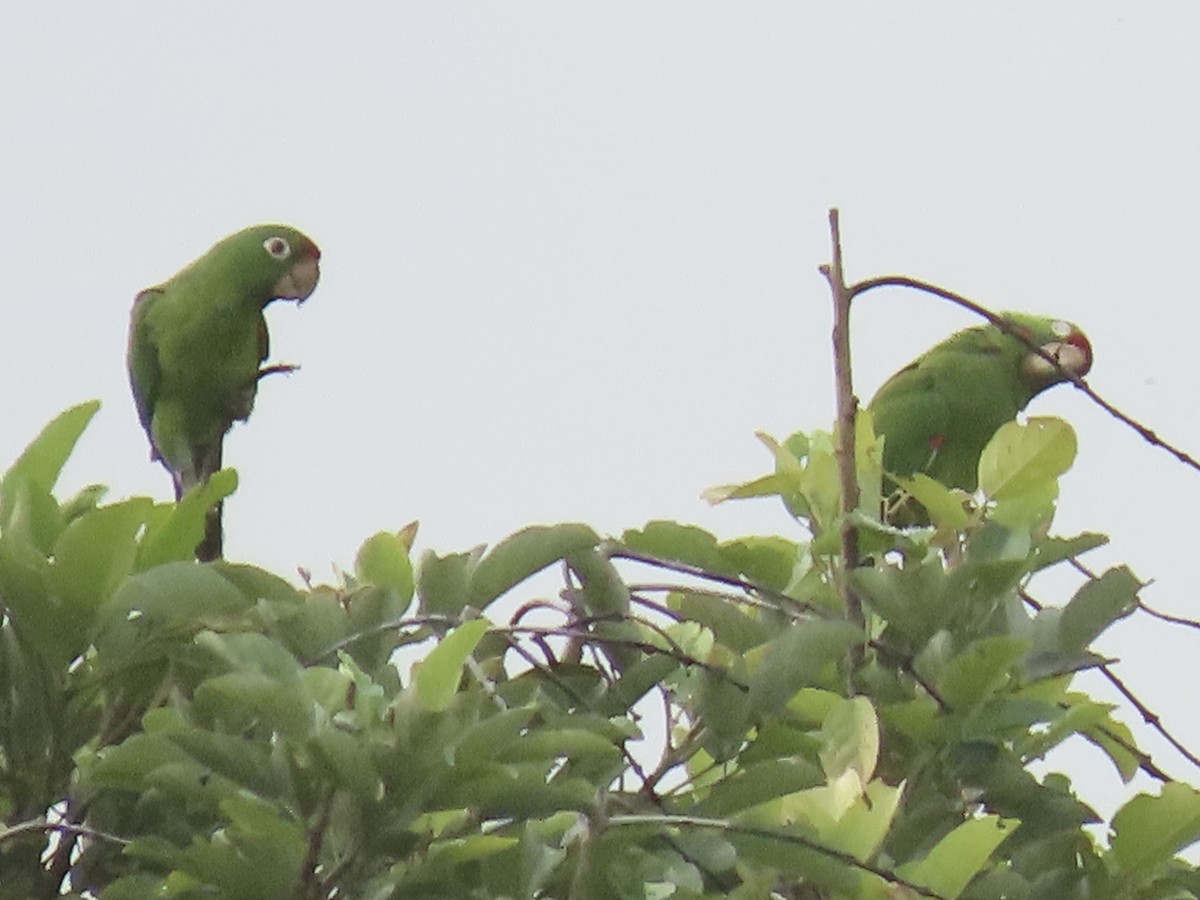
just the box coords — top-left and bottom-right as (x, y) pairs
(818, 209), (866, 672)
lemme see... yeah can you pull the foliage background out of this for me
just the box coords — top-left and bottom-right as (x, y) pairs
(2, 400), (1195, 897)
(3, 0), (1199, 848)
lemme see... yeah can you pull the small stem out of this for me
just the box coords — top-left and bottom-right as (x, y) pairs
(819, 209), (866, 673)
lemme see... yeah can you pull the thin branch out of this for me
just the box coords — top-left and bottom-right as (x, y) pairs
(0, 816), (128, 848)
(819, 209), (866, 681)
(608, 547), (822, 617)
(1098, 662), (1199, 775)
(1137, 601), (1200, 630)
(819, 211), (865, 585)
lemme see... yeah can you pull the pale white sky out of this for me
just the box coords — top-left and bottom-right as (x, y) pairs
(3, 4), (1200, 826)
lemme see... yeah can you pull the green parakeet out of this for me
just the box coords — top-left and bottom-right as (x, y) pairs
(127, 224), (321, 561)
(867, 313), (1092, 521)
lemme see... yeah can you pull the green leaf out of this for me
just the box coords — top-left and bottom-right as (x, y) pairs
(167, 729), (286, 798)
(60, 482), (108, 522)
(86, 733), (192, 790)
(989, 477), (1058, 529)
(414, 619), (490, 712)
(1083, 708), (1141, 783)
(0, 523), (53, 654)
(355, 531), (415, 613)
(703, 472), (798, 505)
(1032, 531), (1108, 572)
(938, 637), (1027, 709)
(103, 561), (249, 625)
(1059, 566), (1140, 652)
(1112, 783), (1200, 876)
(469, 524), (599, 608)
(978, 416), (1076, 501)
(418, 546), (482, 616)
(2, 476), (65, 556)
(620, 521), (732, 575)
(136, 469), (239, 569)
(425, 833), (520, 867)
(192, 669), (311, 738)
(309, 728), (383, 801)
(899, 814), (1019, 897)
(854, 408), (884, 520)
(604, 654), (680, 714)
(819, 696), (878, 784)
(566, 547), (629, 617)
(696, 759), (824, 818)
(748, 620), (862, 716)
(792, 430), (842, 528)
(826, 780), (902, 862)
(186, 791), (306, 899)
(1, 400), (99, 504)
(495, 728), (622, 781)
(718, 536), (801, 592)
(896, 473), (969, 530)
(50, 498), (152, 637)
(670, 590), (767, 653)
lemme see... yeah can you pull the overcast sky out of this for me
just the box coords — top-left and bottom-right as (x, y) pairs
(4, 4), (1200, 827)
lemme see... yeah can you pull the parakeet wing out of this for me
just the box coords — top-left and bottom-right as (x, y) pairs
(127, 287), (165, 452)
(869, 362), (950, 480)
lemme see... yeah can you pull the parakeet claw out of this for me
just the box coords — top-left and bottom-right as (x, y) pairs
(258, 363), (300, 381)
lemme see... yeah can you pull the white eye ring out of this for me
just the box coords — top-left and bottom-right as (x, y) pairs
(263, 236), (292, 259)
(1050, 320), (1072, 337)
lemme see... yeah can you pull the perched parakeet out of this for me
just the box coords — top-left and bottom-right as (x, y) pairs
(127, 224), (321, 561)
(868, 313), (1092, 520)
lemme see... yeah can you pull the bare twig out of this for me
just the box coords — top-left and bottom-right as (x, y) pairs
(818, 209), (866, 676)
(0, 817), (129, 847)
(1137, 601), (1200, 630)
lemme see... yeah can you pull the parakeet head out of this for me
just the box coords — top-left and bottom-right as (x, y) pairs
(194, 224), (321, 305)
(1003, 313), (1093, 388)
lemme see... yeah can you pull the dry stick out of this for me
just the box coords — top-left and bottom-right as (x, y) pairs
(1137, 601), (1200, 630)
(818, 209), (867, 676)
(848, 275), (1200, 474)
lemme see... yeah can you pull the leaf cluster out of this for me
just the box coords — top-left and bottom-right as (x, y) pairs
(0, 405), (1195, 899)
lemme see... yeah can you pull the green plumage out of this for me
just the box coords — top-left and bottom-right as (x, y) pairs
(127, 224), (321, 560)
(868, 313), (1092, 519)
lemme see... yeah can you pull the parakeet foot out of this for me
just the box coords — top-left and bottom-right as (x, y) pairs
(257, 363), (300, 381)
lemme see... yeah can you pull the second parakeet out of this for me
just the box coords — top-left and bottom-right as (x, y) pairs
(127, 224), (321, 561)
(867, 313), (1092, 521)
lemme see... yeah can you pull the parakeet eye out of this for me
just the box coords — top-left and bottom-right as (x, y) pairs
(263, 237), (292, 260)
(1050, 320), (1072, 338)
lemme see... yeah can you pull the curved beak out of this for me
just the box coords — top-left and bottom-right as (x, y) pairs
(1022, 334), (1093, 381)
(272, 254), (321, 303)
